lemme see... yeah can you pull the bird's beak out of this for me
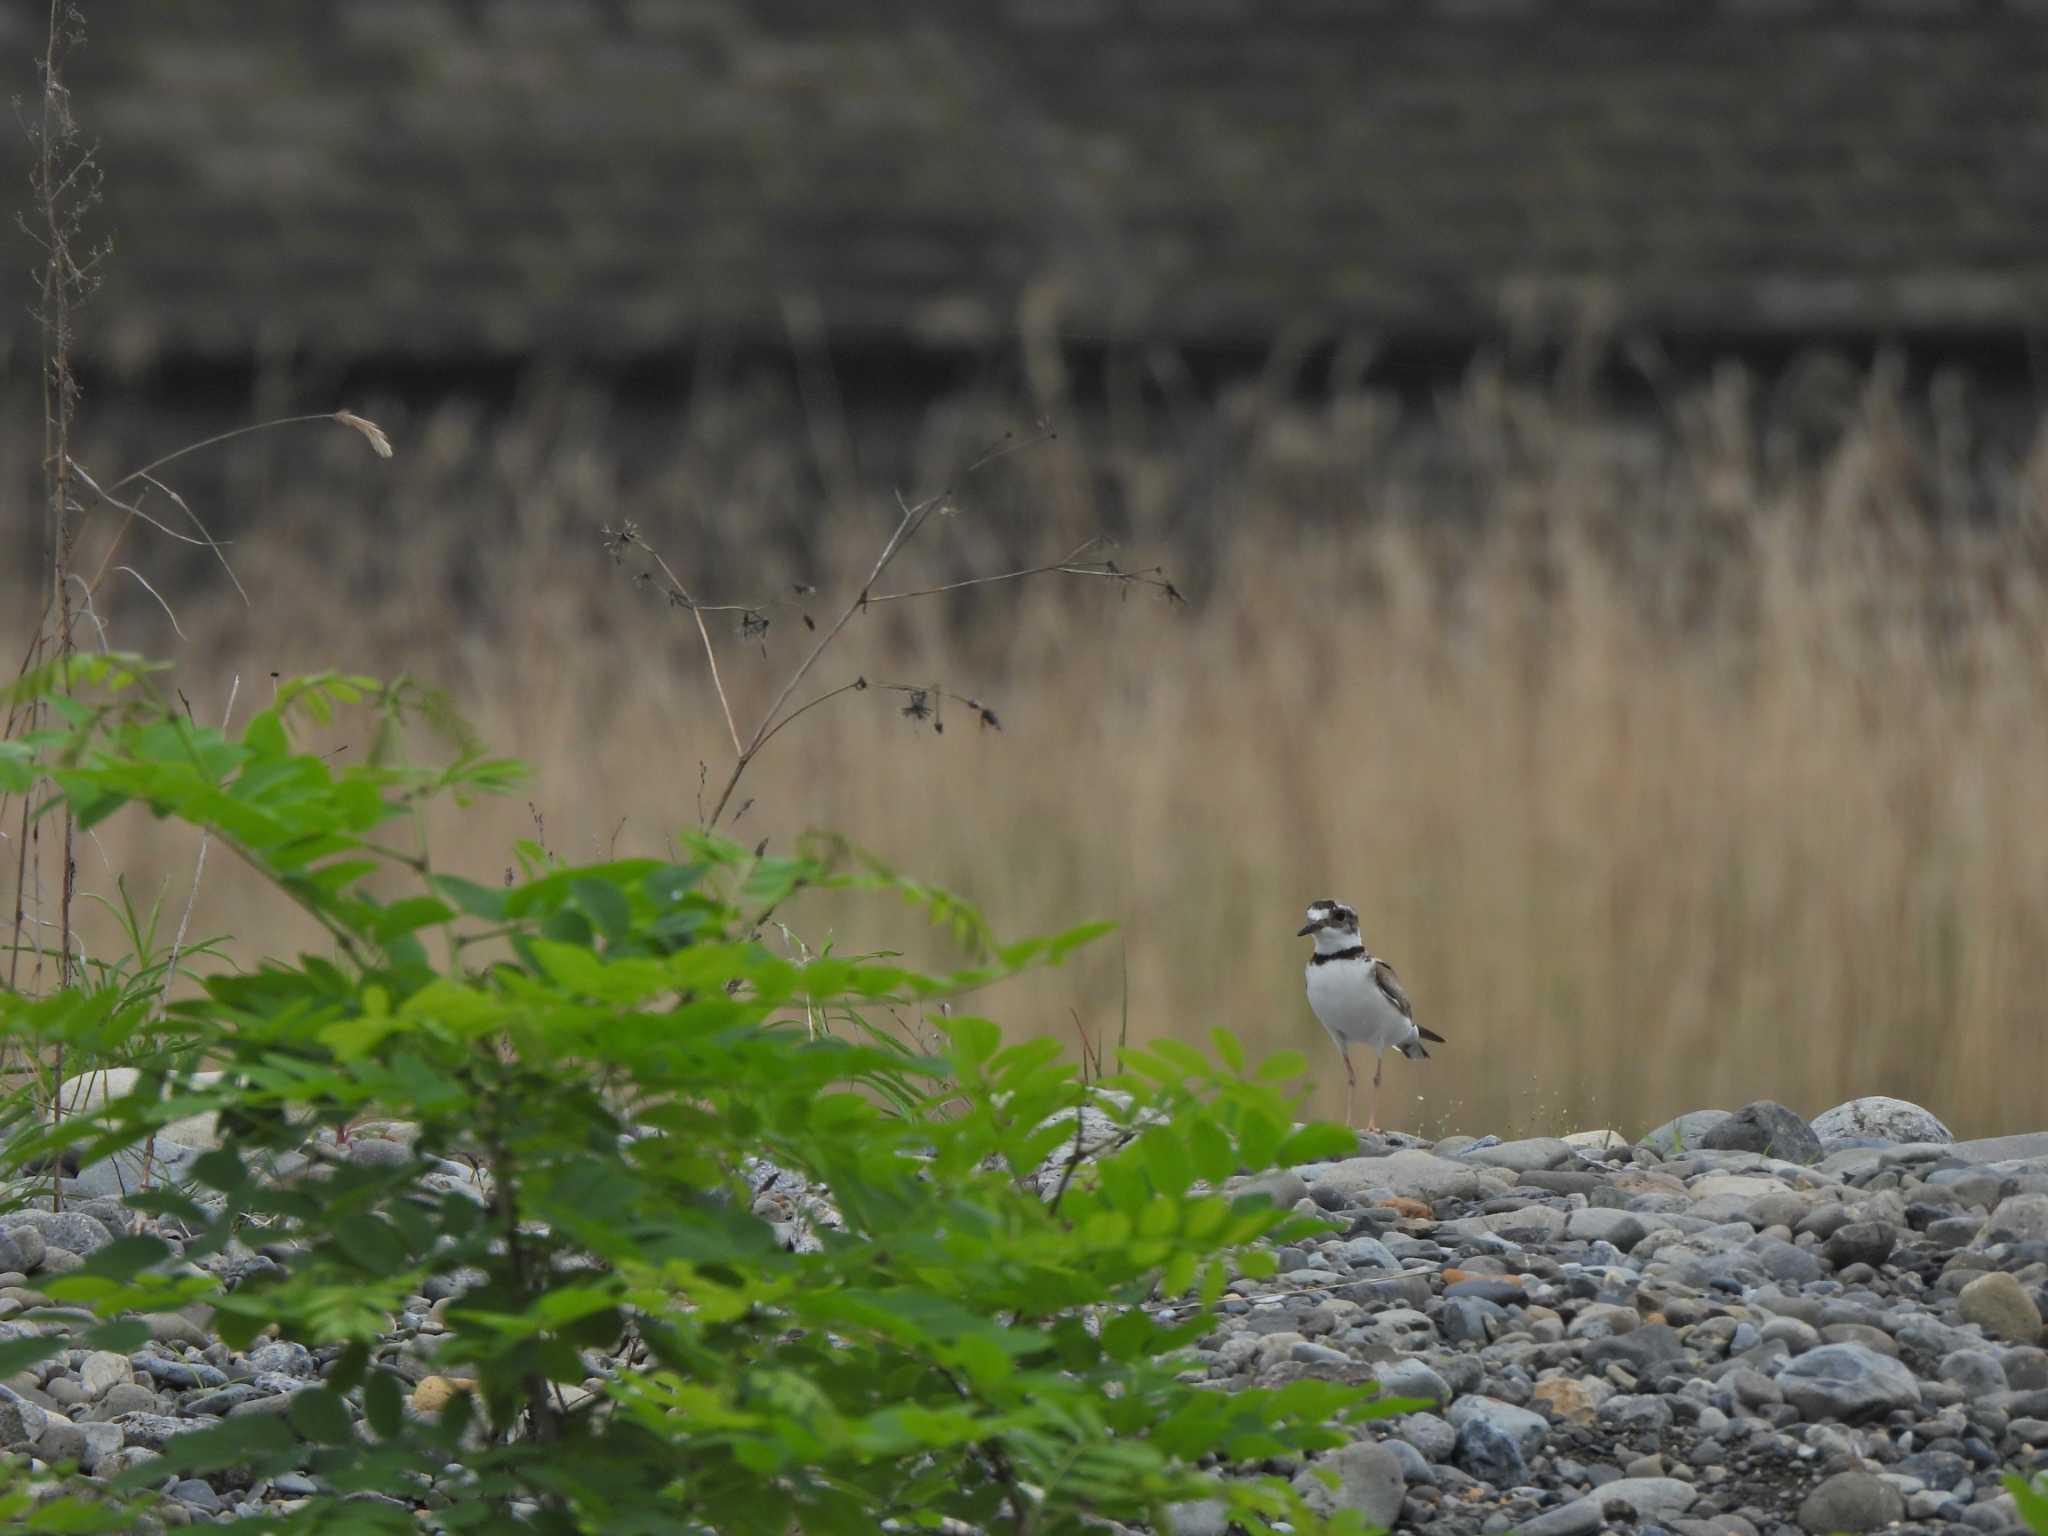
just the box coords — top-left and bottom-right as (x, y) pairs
(1296, 921), (1318, 937)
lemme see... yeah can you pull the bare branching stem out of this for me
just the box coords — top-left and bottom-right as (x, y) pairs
(703, 429), (1057, 827)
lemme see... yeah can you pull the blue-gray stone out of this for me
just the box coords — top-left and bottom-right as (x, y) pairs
(138, 1358), (229, 1390)
(1383, 1436), (1432, 1483)
(1339, 1235), (1398, 1271)
(1635, 1111), (1732, 1158)
(171, 1479), (224, 1515)
(1453, 1417), (1525, 1485)
(1583, 1323), (1686, 1378)
(1446, 1394), (1548, 1455)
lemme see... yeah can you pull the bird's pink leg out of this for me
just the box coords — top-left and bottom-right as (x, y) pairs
(1342, 1046), (1357, 1126)
(1367, 1053), (1384, 1133)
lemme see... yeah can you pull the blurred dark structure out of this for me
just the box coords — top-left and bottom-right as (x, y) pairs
(5, 1), (2047, 388)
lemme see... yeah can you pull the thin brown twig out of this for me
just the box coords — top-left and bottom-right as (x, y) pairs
(605, 528), (742, 758)
(79, 464), (249, 608)
(872, 560), (1181, 605)
(10, 411), (385, 690)
(744, 678), (870, 759)
(864, 536), (1182, 606)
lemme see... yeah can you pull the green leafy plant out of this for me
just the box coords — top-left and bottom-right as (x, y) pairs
(2010, 1471), (2048, 1535)
(1, 658), (1395, 1534)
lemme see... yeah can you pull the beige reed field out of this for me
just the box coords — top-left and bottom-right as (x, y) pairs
(8, 353), (2048, 1138)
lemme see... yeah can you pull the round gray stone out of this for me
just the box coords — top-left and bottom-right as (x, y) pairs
(92, 1381), (162, 1418)
(1957, 1270), (2043, 1343)
(1797, 1469), (1904, 1533)
(1983, 1193), (2048, 1244)
(1373, 1357), (1451, 1409)
(0, 1226), (45, 1273)
(1698, 1101), (1822, 1165)
(1310, 1150), (1501, 1205)
(1162, 1498), (1228, 1536)
(1238, 1169), (1311, 1208)
(1339, 1235), (1399, 1271)
(110, 1411), (205, 1450)
(0, 1210), (115, 1258)
(1776, 1343), (1922, 1422)
(170, 1479), (223, 1515)
(1446, 1394), (1548, 1456)
(1600, 1393), (1674, 1432)
(1291, 1439), (1404, 1527)
(0, 1390), (49, 1447)
(1566, 1207), (1648, 1252)
(1460, 1137), (1574, 1173)
(1810, 1096), (1952, 1147)
(1937, 1347), (2008, 1396)
(1399, 1411), (1456, 1461)
(1517, 1476), (1699, 1536)
(80, 1350), (133, 1401)
(1822, 1221), (1898, 1270)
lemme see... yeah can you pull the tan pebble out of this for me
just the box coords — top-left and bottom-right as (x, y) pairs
(1530, 1376), (1600, 1424)
(410, 1375), (479, 1413)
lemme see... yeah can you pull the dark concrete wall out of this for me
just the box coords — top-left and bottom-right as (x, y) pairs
(4, 0), (2044, 369)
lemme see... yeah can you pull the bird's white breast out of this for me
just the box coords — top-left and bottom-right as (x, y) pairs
(1305, 958), (1413, 1051)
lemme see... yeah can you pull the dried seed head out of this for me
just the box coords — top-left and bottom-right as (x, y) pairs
(333, 411), (394, 459)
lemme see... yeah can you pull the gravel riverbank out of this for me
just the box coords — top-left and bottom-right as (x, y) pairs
(1173, 1096), (2048, 1536)
(2, 1093), (2045, 1534)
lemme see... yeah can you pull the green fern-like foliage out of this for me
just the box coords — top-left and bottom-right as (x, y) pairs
(1, 658), (1397, 1535)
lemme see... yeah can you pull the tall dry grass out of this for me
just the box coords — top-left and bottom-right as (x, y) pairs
(8, 351), (2047, 1137)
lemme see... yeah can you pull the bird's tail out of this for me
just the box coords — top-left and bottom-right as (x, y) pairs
(1401, 1025), (1445, 1061)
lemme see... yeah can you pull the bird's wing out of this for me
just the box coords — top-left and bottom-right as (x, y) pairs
(1371, 959), (1415, 1019)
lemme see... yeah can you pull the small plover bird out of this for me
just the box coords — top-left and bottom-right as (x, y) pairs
(1298, 899), (1443, 1131)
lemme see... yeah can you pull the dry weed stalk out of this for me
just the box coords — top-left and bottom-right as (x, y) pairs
(10, 2), (106, 1187)
(1, 0), (398, 1195)
(605, 427), (1182, 829)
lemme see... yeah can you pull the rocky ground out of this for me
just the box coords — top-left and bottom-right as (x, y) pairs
(1169, 1096), (2048, 1536)
(0, 1093), (2045, 1533)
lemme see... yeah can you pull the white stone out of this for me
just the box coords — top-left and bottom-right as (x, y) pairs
(1689, 1174), (1783, 1202)
(1561, 1128), (1627, 1152)
(1983, 1194), (2048, 1245)
(80, 1351), (133, 1400)
(55, 1068), (225, 1149)
(1310, 1150), (1508, 1204)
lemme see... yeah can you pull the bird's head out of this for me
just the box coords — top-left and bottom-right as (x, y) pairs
(1298, 899), (1360, 943)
